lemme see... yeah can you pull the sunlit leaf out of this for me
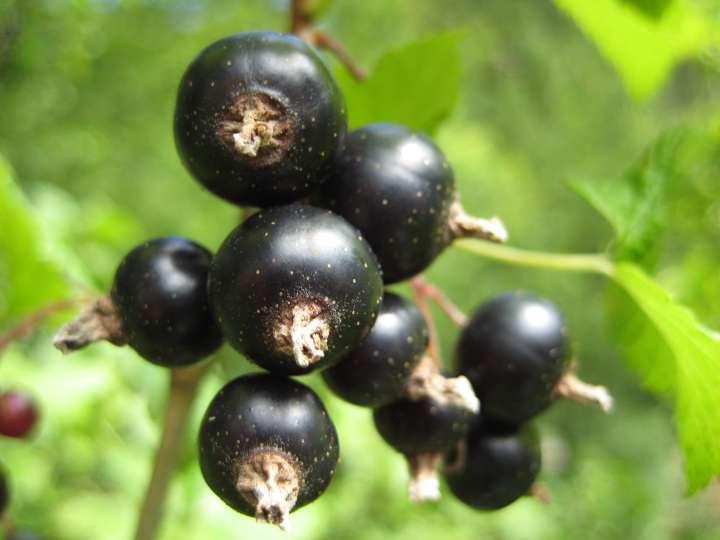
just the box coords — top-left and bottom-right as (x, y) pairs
(553, 0), (711, 99)
(569, 130), (685, 267)
(335, 32), (462, 134)
(0, 156), (68, 324)
(609, 263), (720, 493)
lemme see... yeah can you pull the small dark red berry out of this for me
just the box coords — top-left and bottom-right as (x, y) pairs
(0, 391), (38, 439)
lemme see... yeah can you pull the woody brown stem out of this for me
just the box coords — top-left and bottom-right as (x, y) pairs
(133, 363), (210, 540)
(405, 355), (480, 413)
(411, 277), (442, 369)
(527, 483), (552, 504)
(289, 0), (367, 81)
(554, 370), (614, 413)
(411, 275), (467, 326)
(52, 295), (128, 353)
(447, 200), (508, 243)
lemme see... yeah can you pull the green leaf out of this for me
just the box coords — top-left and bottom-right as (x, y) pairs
(618, 0), (673, 20)
(0, 156), (68, 324)
(569, 130), (685, 267)
(608, 262), (720, 493)
(553, 0), (711, 99)
(335, 32), (462, 134)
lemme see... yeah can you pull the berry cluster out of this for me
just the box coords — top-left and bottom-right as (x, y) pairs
(53, 30), (611, 530)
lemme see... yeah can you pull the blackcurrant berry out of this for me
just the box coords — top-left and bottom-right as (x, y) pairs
(0, 391), (38, 439)
(0, 464), (8, 515)
(54, 237), (223, 367)
(457, 292), (612, 425)
(445, 421), (541, 510)
(209, 205), (383, 375)
(198, 373), (339, 529)
(174, 31), (347, 207)
(322, 292), (428, 407)
(313, 123), (506, 283)
(373, 394), (476, 501)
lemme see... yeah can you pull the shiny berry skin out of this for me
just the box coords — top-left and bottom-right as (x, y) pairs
(0, 464), (8, 514)
(445, 421), (541, 510)
(111, 237), (223, 367)
(373, 396), (474, 455)
(0, 391), (38, 439)
(323, 293), (428, 407)
(313, 123), (455, 283)
(456, 292), (569, 426)
(174, 31), (347, 207)
(198, 373), (339, 528)
(209, 205), (383, 375)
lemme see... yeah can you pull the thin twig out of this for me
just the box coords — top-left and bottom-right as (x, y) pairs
(0, 299), (78, 354)
(289, 0), (367, 81)
(310, 30), (368, 81)
(133, 362), (210, 540)
(411, 276), (442, 369)
(411, 276), (467, 326)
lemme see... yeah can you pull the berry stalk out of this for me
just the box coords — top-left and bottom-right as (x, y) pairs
(133, 362), (209, 540)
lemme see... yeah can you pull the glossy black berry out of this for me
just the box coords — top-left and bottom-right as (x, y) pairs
(198, 373), (339, 529)
(111, 237), (223, 367)
(0, 463), (8, 515)
(457, 292), (569, 425)
(0, 390), (38, 439)
(174, 31), (347, 207)
(374, 396), (474, 456)
(322, 293), (428, 407)
(313, 123), (456, 283)
(445, 421), (541, 510)
(374, 395), (476, 501)
(209, 205), (383, 375)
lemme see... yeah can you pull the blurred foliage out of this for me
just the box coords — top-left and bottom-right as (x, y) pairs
(336, 31), (462, 133)
(1, 0), (720, 539)
(553, 0), (716, 99)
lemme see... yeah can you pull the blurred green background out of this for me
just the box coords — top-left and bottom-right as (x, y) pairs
(1, 0), (720, 539)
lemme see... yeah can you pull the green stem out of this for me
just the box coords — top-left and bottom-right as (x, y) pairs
(454, 239), (614, 276)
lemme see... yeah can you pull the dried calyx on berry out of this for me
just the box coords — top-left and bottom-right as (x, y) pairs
(0, 390), (38, 439)
(198, 373), (339, 530)
(373, 389), (477, 503)
(313, 123), (507, 283)
(373, 353), (480, 502)
(209, 205), (384, 375)
(457, 291), (613, 426)
(445, 420), (542, 511)
(323, 292), (428, 407)
(174, 31), (347, 207)
(53, 237), (223, 367)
